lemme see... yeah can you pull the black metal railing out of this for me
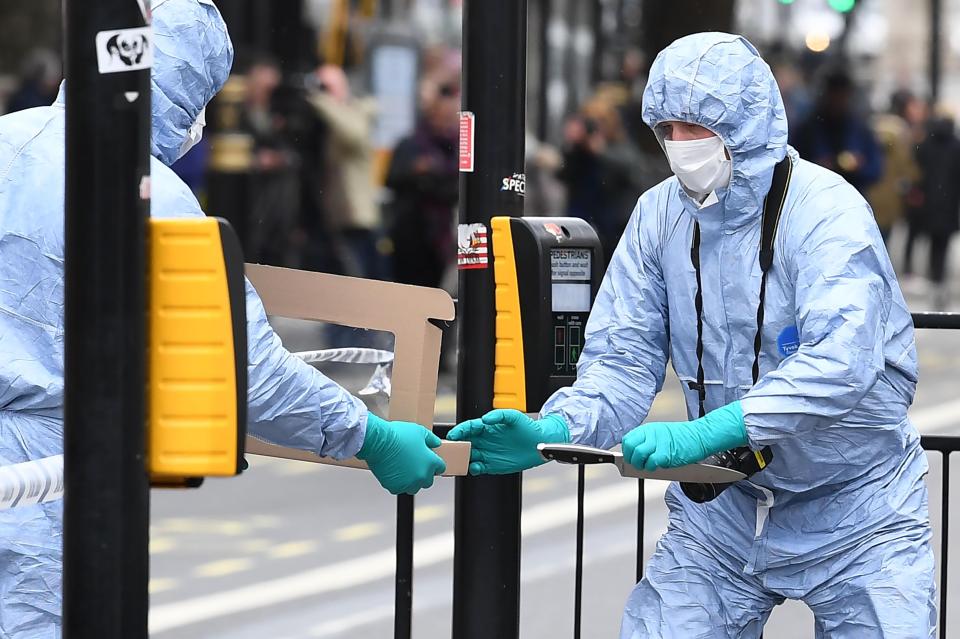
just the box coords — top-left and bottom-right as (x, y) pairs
(921, 435), (957, 636)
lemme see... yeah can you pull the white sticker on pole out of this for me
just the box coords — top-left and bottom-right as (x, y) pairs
(96, 27), (153, 74)
(457, 223), (488, 270)
(459, 111), (475, 172)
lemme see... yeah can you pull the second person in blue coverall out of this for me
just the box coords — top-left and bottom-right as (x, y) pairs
(450, 33), (936, 638)
(0, 1), (444, 636)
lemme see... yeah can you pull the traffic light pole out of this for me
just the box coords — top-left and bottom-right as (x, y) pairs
(452, 1), (528, 638)
(63, 1), (151, 637)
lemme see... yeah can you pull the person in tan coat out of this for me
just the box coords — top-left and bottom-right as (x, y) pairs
(867, 91), (921, 242)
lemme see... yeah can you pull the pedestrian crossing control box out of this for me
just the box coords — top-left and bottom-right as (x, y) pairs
(147, 217), (247, 487)
(491, 217), (603, 412)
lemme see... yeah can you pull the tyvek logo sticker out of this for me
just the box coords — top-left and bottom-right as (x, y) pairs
(777, 325), (800, 357)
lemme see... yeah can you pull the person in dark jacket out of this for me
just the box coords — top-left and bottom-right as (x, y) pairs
(914, 115), (960, 308)
(559, 98), (657, 264)
(793, 69), (882, 194)
(387, 59), (460, 288)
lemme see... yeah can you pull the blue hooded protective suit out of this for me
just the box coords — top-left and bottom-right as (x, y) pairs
(0, 1), (366, 635)
(542, 33), (935, 638)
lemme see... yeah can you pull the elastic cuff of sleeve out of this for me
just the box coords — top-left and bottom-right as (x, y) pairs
(355, 411), (380, 460)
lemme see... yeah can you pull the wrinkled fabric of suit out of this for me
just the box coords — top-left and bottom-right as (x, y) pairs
(542, 32), (935, 638)
(0, 2), (365, 635)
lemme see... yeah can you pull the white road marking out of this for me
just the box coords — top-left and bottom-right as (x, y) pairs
(307, 538), (640, 637)
(150, 481), (666, 634)
(309, 604), (394, 637)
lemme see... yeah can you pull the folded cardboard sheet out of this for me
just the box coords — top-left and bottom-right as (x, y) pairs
(245, 264), (469, 476)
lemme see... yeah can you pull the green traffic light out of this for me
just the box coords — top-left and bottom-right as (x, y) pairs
(777, 0), (795, 4)
(828, 0), (856, 12)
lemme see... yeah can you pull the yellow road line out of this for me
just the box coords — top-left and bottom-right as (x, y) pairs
(268, 540), (319, 559)
(524, 477), (557, 494)
(413, 505), (446, 523)
(149, 578), (178, 594)
(435, 394), (456, 416)
(153, 518), (251, 536)
(149, 537), (176, 555)
(332, 522), (384, 542)
(193, 558), (255, 578)
(237, 538), (272, 554)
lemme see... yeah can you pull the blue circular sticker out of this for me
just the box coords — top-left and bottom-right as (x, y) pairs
(777, 325), (800, 357)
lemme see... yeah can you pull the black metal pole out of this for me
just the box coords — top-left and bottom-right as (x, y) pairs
(536, 0), (552, 142)
(636, 479), (644, 583)
(591, 0), (603, 84)
(930, 0), (942, 103)
(452, 1), (527, 638)
(394, 494), (414, 639)
(940, 452), (950, 636)
(574, 465), (586, 639)
(63, 1), (151, 637)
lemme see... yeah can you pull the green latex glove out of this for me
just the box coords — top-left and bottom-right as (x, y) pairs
(356, 413), (447, 495)
(621, 401), (748, 472)
(447, 409), (570, 475)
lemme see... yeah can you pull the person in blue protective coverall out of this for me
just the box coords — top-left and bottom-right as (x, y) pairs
(0, 1), (444, 635)
(449, 32), (935, 638)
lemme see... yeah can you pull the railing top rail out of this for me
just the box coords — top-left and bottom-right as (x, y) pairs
(920, 435), (960, 453)
(912, 312), (960, 330)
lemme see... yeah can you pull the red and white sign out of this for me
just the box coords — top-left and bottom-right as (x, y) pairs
(457, 223), (488, 270)
(458, 111), (475, 172)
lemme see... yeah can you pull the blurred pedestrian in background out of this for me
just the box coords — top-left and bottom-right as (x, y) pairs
(900, 93), (934, 288)
(386, 49), (460, 289)
(793, 69), (882, 195)
(307, 64), (383, 280)
(772, 58), (813, 130)
(242, 56), (304, 267)
(866, 90), (921, 243)
(5, 48), (60, 113)
(912, 114), (960, 309)
(558, 97), (647, 261)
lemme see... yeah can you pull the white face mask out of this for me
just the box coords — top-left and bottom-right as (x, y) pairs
(663, 135), (732, 197)
(178, 107), (206, 159)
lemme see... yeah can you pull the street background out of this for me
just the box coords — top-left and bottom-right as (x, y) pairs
(4, 0), (960, 636)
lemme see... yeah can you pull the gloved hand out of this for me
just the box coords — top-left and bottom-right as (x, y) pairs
(447, 409), (569, 475)
(622, 401), (748, 472)
(356, 413), (447, 495)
